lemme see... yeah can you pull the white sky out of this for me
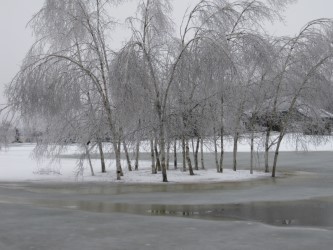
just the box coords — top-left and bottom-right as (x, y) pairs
(0, 0), (333, 105)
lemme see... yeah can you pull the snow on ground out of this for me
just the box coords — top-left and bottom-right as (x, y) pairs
(0, 133), (332, 183)
(0, 143), (270, 183)
(115, 167), (270, 184)
(0, 144), (78, 182)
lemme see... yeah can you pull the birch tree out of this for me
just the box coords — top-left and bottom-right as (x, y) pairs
(269, 19), (333, 177)
(8, 0), (124, 179)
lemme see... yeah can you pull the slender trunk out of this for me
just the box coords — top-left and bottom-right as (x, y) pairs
(97, 141), (106, 173)
(219, 127), (224, 173)
(213, 127), (220, 173)
(272, 134), (284, 177)
(174, 139), (177, 169)
(117, 139), (123, 176)
(200, 137), (205, 170)
(219, 96), (224, 173)
(104, 105), (121, 180)
(182, 137), (186, 172)
(158, 117), (168, 182)
(85, 146), (95, 176)
(112, 140), (122, 180)
(194, 137), (200, 171)
(185, 139), (194, 175)
(233, 132), (239, 171)
(135, 140), (140, 171)
(250, 131), (254, 174)
(265, 128), (270, 173)
(150, 139), (157, 174)
(154, 138), (161, 171)
(123, 139), (132, 171)
(166, 139), (170, 170)
(135, 119), (141, 171)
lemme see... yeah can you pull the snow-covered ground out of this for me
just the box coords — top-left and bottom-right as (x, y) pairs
(0, 143), (270, 183)
(0, 133), (332, 183)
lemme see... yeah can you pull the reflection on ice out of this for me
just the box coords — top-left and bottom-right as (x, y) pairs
(27, 197), (333, 228)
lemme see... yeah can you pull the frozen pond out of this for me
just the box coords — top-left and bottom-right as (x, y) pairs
(1, 151), (333, 249)
(19, 196), (333, 228)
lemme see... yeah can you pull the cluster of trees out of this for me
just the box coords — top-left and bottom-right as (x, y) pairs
(6, 0), (333, 182)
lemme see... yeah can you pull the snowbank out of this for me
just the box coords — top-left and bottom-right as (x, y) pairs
(0, 143), (269, 183)
(0, 133), (331, 183)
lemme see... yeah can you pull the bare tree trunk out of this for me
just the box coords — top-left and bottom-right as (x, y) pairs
(194, 137), (200, 171)
(158, 115), (168, 182)
(97, 141), (106, 173)
(166, 139), (170, 170)
(85, 146), (95, 176)
(105, 111), (121, 180)
(135, 119), (141, 171)
(182, 137), (186, 172)
(154, 138), (161, 172)
(135, 139), (140, 171)
(233, 132), (239, 171)
(123, 139), (132, 171)
(219, 96), (224, 173)
(113, 140), (122, 180)
(265, 128), (270, 173)
(174, 139), (177, 169)
(160, 139), (168, 182)
(200, 137), (205, 170)
(219, 127), (224, 173)
(185, 139), (194, 175)
(150, 139), (157, 174)
(117, 139), (123, 176)
(272, 134), (284, 177)
(250, 131), (254, 174)
(213, 127), (220, 173)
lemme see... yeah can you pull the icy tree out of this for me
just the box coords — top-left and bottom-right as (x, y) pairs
(7, 0), (124, 179)
(269, 19), (333, 177)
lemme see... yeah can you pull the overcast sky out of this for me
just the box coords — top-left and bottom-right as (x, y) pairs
(1, 0), (333, 104)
